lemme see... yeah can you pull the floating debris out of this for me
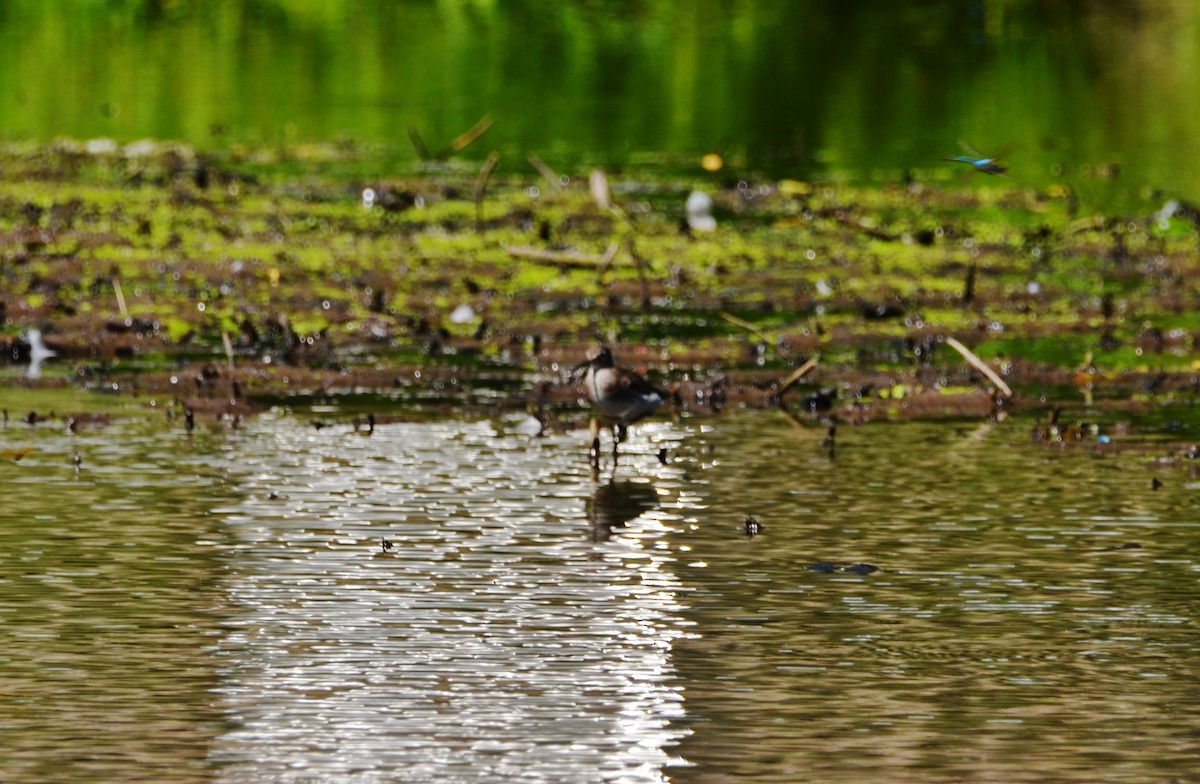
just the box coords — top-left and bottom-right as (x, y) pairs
(685, 190), (716, 232)
(744, 515), (764, 537)
(449, 303), (476, 324)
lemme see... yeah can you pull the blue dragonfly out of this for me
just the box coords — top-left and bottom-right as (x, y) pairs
(942, 141), (1014, 180)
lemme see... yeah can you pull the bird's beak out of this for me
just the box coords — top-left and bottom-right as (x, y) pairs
(568, 358), (591, 384)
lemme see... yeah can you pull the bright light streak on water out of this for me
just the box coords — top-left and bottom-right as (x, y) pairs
(209, 415), (694, 783)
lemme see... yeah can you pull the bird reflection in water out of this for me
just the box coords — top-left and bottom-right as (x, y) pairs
(586, 479), (659, 542)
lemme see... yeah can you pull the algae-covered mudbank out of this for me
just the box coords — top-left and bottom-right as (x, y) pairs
(2, 141), (1199, 432)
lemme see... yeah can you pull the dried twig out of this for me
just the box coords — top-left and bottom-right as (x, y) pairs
(945, 336), (1012, 398)
(719, 311), (772, 345)
(506, 243), (619, 269)
(113, 277), (128, 317)
(778, 355), (820, 396)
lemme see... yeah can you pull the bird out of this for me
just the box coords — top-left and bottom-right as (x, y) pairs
(25, 328), (56, 379)
(573, 345), (664, 466)
(942, 141), (1014, 179)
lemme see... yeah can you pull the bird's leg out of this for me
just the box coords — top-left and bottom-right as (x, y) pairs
(611, 424), (621, 465)
(589, 417), (601, 467)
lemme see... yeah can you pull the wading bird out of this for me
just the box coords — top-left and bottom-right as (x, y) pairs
(573, 345), (663, 467)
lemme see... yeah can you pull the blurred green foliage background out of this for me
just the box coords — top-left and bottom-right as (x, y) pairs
(1, 1), (1198, 205)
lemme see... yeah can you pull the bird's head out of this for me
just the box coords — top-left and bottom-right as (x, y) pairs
(569, 344), (613, 383)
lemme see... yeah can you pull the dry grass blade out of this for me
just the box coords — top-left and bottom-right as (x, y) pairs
(527, 155), (565, 190)
(113, 277), (128, 317)
(407, 127), (431, 160)
(623, 237), (650, 309)
(474, 152), (501, 227)
(450, 116), (494, 153)
(590, 168), (611, 210)
(222, 331), (235, 369)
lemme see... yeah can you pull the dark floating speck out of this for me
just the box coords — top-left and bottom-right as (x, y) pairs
(1151, 477), (1163, 490)
(381, 537), (394, 552)
(744, 515), (764, 536)
(807, 562), (878, 575)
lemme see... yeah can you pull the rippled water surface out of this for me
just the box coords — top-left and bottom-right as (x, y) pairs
(3, 412), (1199, 782)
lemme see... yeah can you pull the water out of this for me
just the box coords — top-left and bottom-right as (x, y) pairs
(3, 1), (1200, 205)
(2, 411), (1199, 782)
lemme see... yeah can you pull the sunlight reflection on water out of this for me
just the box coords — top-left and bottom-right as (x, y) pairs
(210, 415), (694, 783)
